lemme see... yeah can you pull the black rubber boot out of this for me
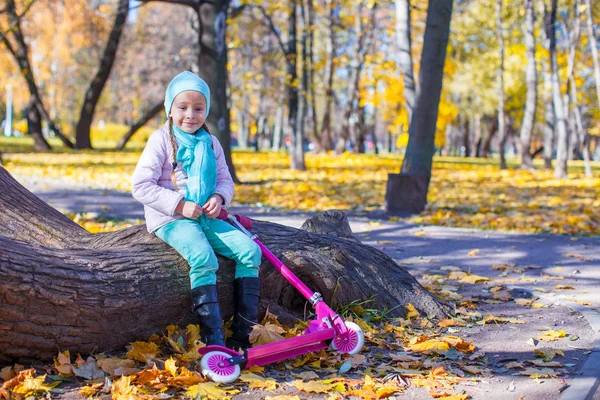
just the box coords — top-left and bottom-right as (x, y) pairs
(191, 285), (226, 347)
(227, 277), (261, 349)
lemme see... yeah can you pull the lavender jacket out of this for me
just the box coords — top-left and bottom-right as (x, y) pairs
(132, 122), (234, 233)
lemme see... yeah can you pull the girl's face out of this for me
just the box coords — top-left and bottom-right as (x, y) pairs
(170, 91), (207, 133)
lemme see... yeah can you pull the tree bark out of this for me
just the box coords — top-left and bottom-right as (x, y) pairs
(547, 0), (569, 178)
(496, 0), (508, 170)
(461, 116), (470, 157)
(115, 102), (164, 151)
(584, 0), (600, 109)
(287, 0), (305, 170)
(75, 0), (130, 150)
(519, 0), (537, 170)
(320, 0), (336, 152)
(0, 168), (448, 362)
(386, 0), (452, 215)
(399, 0), (453, 177)
(395, 0), (416, 123)
(25, 97), (50, 151)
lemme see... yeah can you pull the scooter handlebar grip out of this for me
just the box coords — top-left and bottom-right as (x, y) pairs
(217, 209), (253, 230)
(235, 215), (253, 229)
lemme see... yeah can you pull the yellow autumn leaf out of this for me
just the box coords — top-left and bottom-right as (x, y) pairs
(186, 382), (240, 399)
(111, 375), (138, 399)
(408, 339), (451, 354)
(438, 395), (469, 400)
(240, 372), (278, 390)
(477, 315), (525, 325)
(447, 271), (469, 280)
(460, 274), (492, 284)
(566, 298), (591, 306)
(169, 367), (205, 386)
(78, 384), (101, 398)
(291, 379), (345, 394)
(555, 285), (575, 290)
(249, 322), (286, 346)
(405, 303), (420, 320)
(11, 374), (60, 396)
(96, 357), (137, 376)
(534, 347), (565, 361)
(538, 329), (567, 341)
(126, 341), (159, 363)
(467, 249), (480, 256)
(164, 357), (178, 377)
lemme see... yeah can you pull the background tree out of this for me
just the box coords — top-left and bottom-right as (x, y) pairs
(519, 0), (537, 170)
(385, 0), (454, 213)
(74, 0), (129, 149)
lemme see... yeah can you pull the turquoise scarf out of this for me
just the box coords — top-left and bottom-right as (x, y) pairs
(173, 125), (216, 229)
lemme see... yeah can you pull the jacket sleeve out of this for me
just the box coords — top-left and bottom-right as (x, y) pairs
(132, 131), (184, 216)
(212, 136), (234, 208)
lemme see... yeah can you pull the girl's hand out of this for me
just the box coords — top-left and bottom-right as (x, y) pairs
(203, 195), (224, 219)
(177, 200), (203, 219)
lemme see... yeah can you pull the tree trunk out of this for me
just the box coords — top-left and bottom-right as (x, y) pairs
(288, 0), (305, 170)
(75, 0), (130, 149)
(461, 116), (470, 157)
(0, 168), (448, 362)
(584, 0), (600, 109)
(496, 0), (507, 170)
(472, 114), (482, 157)
(519, 0), (537, 170)
(197, 1), (238, 181)
(115, 102), (164, 150)
(386, 0), (453, 213)
(395, 0), (416, 123)
(272, 104), (284, 151)
(25, 97), (50, 151)
(320, 0), (336, 152)
(2, 0), (74, 149)
(482, 116), (497, 158)
(305, 0), (319, 147)
(547, 0), (569, 178)
(542, 97), (555, 169)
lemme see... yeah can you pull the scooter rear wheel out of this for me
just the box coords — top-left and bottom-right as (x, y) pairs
(331, 321), (364, 355)
(200, 350), (241, 383)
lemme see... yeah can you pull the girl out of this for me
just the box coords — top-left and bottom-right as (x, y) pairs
(132, 71), (261, 349)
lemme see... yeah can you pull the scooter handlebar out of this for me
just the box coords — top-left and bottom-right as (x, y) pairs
(218, 209), (253, 229)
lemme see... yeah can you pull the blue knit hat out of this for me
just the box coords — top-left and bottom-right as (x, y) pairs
(164, 71), (211, 119)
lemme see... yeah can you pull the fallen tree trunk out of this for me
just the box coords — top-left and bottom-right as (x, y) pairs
(0, 167), (449, 362)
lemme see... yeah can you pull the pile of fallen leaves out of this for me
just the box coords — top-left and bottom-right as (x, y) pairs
(3, 147), (600, 235)
(0, 305), (489, 400)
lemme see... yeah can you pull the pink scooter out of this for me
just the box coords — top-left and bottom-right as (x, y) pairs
(197, 210), (365, 383)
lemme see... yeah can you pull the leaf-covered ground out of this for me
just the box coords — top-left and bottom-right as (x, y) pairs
(1, 138), (597, 399)
(3, 138), (599, 236)
(1, 260), (592, 400)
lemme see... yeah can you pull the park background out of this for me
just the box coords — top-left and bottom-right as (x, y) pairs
(1, 0), (600, 399)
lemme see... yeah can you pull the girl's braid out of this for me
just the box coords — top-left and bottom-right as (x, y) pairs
(168, 118), (179, 191)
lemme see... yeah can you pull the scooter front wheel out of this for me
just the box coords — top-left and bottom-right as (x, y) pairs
(331, 321), (364, 355)
(200, 350), (241, 383)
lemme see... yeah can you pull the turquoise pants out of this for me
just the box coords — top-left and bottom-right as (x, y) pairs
(155, 218), (261, 288)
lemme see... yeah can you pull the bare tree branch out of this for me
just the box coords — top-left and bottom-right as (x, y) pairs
(255, 5), (289, 55)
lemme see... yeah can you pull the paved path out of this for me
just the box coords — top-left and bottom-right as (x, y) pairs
(14, 174), (600, 400)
